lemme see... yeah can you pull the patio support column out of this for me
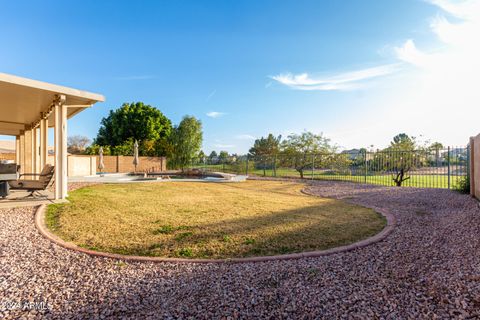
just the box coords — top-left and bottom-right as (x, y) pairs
(54, 95), (67, 200)
(30, 128), (36, 173)
(33, 127), (39, 174)
(39, 116), (48, 170)
(15, 135), (20, 164)
(24, 129), (33, 174)
(19, 132), (25, 174)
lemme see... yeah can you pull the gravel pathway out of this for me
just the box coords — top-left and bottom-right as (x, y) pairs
(1, 181), (480, 319)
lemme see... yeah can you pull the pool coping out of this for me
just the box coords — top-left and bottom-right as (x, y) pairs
(34, 191), (396, 264)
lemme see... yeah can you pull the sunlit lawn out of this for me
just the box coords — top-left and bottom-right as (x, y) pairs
(46, 180), (385, 259)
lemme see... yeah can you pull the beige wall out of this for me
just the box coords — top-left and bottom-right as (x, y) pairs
(1, 153), (166, 176)
(472, 134), (480, 199)
(0, 153), (15, 160)
(68, 155), (96, 177)
(47, 155), (97, 177)
(46, 155), (54, 167)
(96, 155), (166, 173)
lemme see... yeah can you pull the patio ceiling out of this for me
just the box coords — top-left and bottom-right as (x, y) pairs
(0, 72), (105, 136)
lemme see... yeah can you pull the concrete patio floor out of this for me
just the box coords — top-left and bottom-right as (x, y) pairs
(0, 190), (65, 209)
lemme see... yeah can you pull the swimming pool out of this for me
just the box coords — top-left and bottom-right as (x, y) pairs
(68, 173), (247, 183)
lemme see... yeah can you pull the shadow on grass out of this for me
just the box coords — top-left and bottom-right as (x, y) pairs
(100, 200), (386, 259)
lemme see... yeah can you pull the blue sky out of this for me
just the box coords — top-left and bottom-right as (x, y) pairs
(1, 0), (478, 153)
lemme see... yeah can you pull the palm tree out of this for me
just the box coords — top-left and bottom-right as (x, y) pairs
(430, 142), (444, 167)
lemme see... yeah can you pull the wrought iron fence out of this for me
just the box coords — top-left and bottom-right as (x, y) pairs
(190, 146), (469, 189)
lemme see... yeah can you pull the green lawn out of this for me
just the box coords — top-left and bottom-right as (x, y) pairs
(46, 180), (385, 259)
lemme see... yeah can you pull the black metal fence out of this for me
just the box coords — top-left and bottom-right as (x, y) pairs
(190, 146), (469, 189)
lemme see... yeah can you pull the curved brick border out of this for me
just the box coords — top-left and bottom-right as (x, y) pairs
(34, 192), (396, 264)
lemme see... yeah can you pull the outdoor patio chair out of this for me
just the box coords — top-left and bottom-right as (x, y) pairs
(8, 164), (55, 198)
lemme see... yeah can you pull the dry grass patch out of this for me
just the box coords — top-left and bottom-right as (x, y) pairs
(46, 180), (385, 259)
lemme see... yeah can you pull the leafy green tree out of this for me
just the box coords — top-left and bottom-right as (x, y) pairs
(384, 133), (418, 186)
(169, 116), (203, 170)
(249, 134), (281, 176)
(140, 140), (156, 157)
(280, 132), (334, 179)
(112, 138), (135, 156)
(249, 134), (281, 157)
(219, 151), (229, 163)
(208, 151), (218, 163)
(323, 153), (353, 175)
(94, 102), (172, 155)
(198, 150), (206, 162)
(85, 144), (111, 155)
(153, 138), (173, 157)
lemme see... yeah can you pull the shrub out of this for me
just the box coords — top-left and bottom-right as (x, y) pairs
(454, 175), (470, 194)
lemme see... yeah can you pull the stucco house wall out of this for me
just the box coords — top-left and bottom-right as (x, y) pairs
(472, 134), (480, 199)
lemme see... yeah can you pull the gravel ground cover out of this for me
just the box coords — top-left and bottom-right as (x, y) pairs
(1, 180), (480, 319)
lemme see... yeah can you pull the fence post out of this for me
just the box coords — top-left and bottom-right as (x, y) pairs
(273, 153), (277, 177)
(364, 150), (367, 184)
(311, 154), (315, 180)
(447, 146), (451, 189)
(245, 154), (249, 175)
(263, 157), (266, 177)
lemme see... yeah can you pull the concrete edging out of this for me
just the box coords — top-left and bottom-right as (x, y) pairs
(34, 192), (396, 264)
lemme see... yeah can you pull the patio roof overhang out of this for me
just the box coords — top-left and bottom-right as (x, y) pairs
(0, 72), (105, 200)
(0, 73), (105, 135)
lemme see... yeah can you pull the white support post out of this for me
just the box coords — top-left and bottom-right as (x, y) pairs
(33, 127), (39, 175)
(30, 128), (35, 174)
(39, 117), (48, 169)
(54, 95), (67, 200)
(23, 128), (34, 174)
(19, 132), (25, 175)
(15, 136), (20, 165)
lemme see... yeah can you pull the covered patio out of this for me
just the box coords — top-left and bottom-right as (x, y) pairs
(0, 72), (104, 202)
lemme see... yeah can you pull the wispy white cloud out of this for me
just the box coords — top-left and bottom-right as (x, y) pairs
(270, 64), (400, 91)
(395, 0), (480, 68)
(206, 111), (226, 118)
(206, 89), (216, 101)
(394, 39), (433, 67)
(426, 0), (479, 19)
(396, 0), (480, 69)
(235, 134), (256, 140)
(113, 75), (156, 80)
(213, 143), (235, 149)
